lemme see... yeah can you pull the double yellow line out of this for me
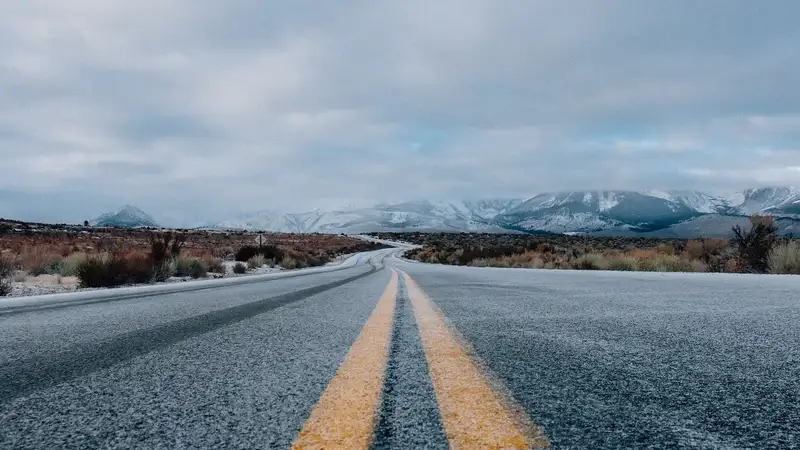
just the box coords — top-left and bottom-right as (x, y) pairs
(291, 269), (549, 449)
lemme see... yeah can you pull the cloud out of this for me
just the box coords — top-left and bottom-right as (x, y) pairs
(1, 0), (799, 225)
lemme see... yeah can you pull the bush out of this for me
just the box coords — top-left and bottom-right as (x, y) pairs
(172, 257), (193, 277)
(768, 241), (800, 274)
(126, 255), (158, 284)
(572, 253), (609, 270)
(77, 254), (154, 288)
(41, 252), (88, 277)
(188, 259), (207, 279)
(732, 215), (778, 273)
(0, 256), (14, 297)
(643, 254), (694, 272)
(235, 246), (260, 262)
(689, 260), (708, 273)
(28, 265), (49, 276)
(26, 257), (70, 277)
(279, 257), (299, 270)
(259, 245), (284, 261)
(152, 262), (173, 282)
(233, 262), (247, 274)
(236, 245), (284, 262)
(608, 257), (638, 271)
(684, 238), (729, 272)
(76, 256), (126, 288)
(149, 232), (185, 268)
(205, 258), (225, 274)
(247, 255), (267, 269)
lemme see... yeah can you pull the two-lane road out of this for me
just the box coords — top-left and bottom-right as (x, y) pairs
(2, 248), (798, 449)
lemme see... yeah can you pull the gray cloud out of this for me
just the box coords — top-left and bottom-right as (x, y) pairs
(1, 0), (798, 225)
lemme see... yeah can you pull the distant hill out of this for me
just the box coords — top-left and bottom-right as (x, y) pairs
(90, 205), (159, 228)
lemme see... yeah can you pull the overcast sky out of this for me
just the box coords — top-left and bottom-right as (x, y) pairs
(1, 1), (799, 226)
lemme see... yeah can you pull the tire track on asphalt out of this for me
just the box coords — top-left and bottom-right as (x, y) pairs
(0, 265), (381, 404)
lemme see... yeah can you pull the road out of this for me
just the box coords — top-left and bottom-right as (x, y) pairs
(1, 247), (799, 449)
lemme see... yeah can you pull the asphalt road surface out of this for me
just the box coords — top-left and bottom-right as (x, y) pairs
(1, 248), (799, 449)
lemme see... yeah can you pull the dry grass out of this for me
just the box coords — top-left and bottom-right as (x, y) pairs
(399, 232), (769, 274)
(1, 225), (388, 289)
(0, 255), (14, 296)
(768, 241), (800, 274)
(608, 257), (638, 271)
(1, 229), (383, 269)
(247, 254), (268, 269)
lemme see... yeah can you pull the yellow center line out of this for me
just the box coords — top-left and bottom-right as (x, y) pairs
(291, 269), (398, 450)
(402, 270), (550, 450)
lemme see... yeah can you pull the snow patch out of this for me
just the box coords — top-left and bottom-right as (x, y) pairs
(598, 192), (619, 211)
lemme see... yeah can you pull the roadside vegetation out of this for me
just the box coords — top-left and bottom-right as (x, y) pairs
(0, 224), (390, 295)
(371, 215), (799, 275)
(0, 254), (13, 296)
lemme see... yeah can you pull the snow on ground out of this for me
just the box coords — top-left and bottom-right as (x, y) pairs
(10, 274), (81, 297)
(221, 260), (282, 275)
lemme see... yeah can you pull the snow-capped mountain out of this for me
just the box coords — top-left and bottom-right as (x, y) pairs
(644, 190), (735, 214)
(731, 187), (800, 215)
(209, 187), (800, 236)
(496, 191), (700, 233)
(91, 205), (159, 228)
(213, 199), (523, 233)
(497, 188), (800, 234)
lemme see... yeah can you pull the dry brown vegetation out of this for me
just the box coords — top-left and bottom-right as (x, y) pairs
(0, 221), (388, 292)
(370, 216), (799, 274)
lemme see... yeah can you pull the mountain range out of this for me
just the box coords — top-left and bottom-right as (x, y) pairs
(92, 187), (800, 237)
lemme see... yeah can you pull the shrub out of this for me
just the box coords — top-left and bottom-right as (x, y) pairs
(0, 256), (14, 297)
(690, 260), (708, 273)
(731, 215), (778, 273)
(279, 257), (299, 270)
(125, 255), (157, 284)
(572, 253), (609, 270)
(236, 245), (284, 262)
(28, 265), (49, 277)
(60, 252), (88, 277)
(205, 258), (226, 274)
(149, 232), (185, 268)
(768, 241), (800, 274)
(188, 259), (207, 279)
(76, 254), (156, 288)
(76, 256), (127, 288)
(259, 245), (284, 261)
(683, 240), (705, 260)
(152, 262), (173, 282)
(645, 254), (694, 272)
(470, 258), (491, 267)
(233, 262), (247, 274)
(172, 257), (193, 277)
(608, 257), (638, 271)
(247, 255), (267, 269)
(235, 246), (260, 262)
(684, 238), (729, 272)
